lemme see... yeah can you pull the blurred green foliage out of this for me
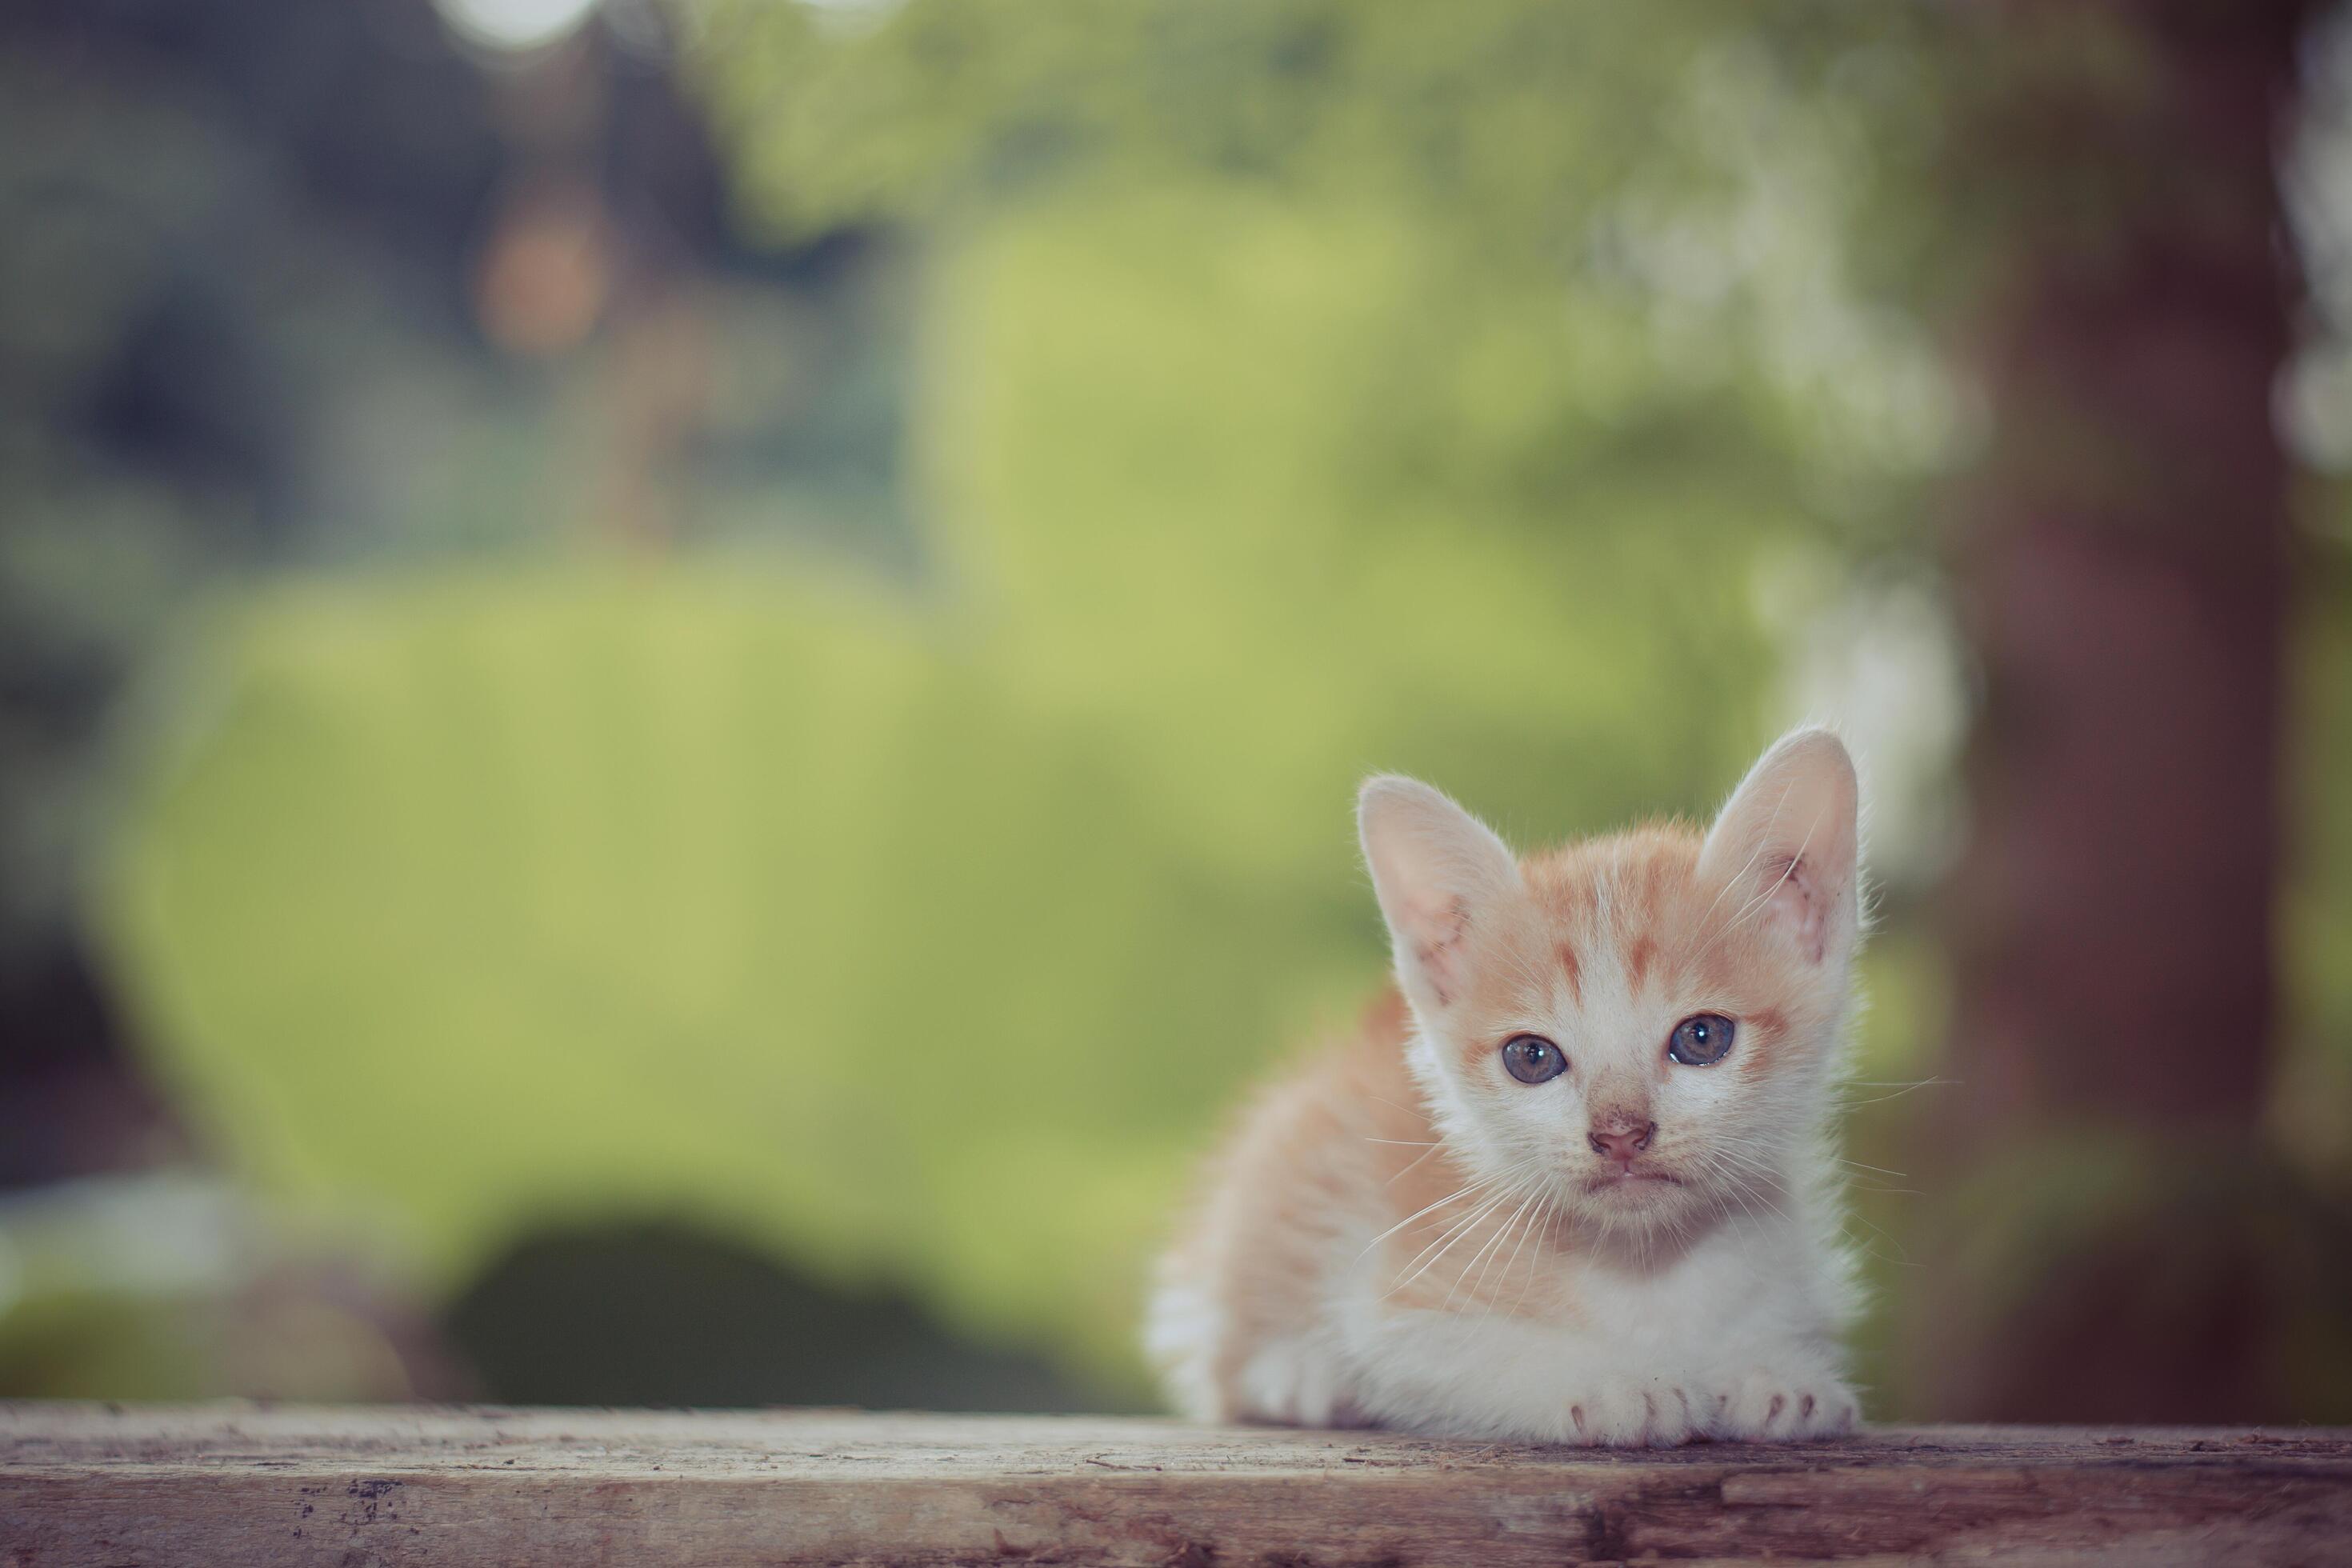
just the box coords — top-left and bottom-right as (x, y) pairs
(6, 0), (2346, 1420)
(52, 0), (2352, 1415)
(98, 0), (1957, 1393)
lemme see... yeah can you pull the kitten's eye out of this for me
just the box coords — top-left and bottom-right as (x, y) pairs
(1500, 1034), (1566, 1084)
(1667, 1014), (1737, 1066)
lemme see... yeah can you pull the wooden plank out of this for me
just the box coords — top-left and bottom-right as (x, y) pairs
(3, 1404), (2348, 1566)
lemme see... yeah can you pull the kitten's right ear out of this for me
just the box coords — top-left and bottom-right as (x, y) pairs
(1358, 776), (1520, 1010)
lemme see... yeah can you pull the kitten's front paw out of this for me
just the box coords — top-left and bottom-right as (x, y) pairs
(1706, 1368), (1858, 1442)
(1562, 1380), (1700, 1448)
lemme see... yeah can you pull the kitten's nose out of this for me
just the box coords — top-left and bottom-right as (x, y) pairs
(1588, 1122), (1657, 1162)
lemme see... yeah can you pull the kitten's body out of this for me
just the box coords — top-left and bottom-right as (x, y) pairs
(1149, 734), (1866, 1445)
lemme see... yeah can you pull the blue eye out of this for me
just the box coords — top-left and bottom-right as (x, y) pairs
(1667, 1014), (1736, 1066)
(1500, 1034), (1566, 1084)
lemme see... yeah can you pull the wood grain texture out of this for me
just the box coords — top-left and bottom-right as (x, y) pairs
(4, 1404), (2349, 1566)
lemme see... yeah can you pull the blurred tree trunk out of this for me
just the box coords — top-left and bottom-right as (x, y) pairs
(1920, 0), (2313, 1421)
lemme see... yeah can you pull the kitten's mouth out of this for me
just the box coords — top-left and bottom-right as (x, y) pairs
(1586, 1169), (1680, 1191)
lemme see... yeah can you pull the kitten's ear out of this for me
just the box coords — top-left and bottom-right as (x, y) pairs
(1698, 728), (1861, 966)
(1358, 775), (1520, 1010)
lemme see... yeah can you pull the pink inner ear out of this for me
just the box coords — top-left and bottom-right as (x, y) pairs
(1762, 854), (1831, 964)
(1403, 893), (1471, 1006)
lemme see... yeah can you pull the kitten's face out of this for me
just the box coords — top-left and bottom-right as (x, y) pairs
(1360, 730), (1861, 1236)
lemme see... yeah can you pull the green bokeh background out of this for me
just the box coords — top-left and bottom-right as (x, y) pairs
(8, 0), (2350, 1413)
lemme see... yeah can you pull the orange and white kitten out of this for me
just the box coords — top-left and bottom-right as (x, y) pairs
(1148, 729), (1866, 1446)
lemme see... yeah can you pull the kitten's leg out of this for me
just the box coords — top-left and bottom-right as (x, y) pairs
(1233, 1332), (1370, 1427)
(1340, 1305), (1704, 1446)
(1148, 1274), (1366, 1428)
(1142, 1275), (1226, 1422)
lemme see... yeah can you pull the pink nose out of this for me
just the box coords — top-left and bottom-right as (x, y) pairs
(1588, 1123), (1657, 1162)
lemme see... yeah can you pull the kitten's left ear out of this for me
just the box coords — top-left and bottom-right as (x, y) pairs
(1698, 727), (1861, 966)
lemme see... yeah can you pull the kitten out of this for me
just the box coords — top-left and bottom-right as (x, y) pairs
(1147, 728), (1865, 1445)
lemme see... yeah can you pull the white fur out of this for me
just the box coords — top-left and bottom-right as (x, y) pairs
(1334, 1193), (1858, 1443)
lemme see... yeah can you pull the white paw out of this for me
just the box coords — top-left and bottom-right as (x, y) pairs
(1562, 1378), (1701, 1447)
(1706, 1367), (1858, 1442)
(1235, 1339), (1354, 1427)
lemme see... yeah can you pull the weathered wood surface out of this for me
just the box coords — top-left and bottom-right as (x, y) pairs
(3, 1405), (2349, 1566)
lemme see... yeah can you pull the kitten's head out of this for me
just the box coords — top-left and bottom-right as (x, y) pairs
(1359, 728), (1862, 1237)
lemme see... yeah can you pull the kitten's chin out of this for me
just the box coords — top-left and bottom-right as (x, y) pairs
(1569, 1169), (1708, 1229)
